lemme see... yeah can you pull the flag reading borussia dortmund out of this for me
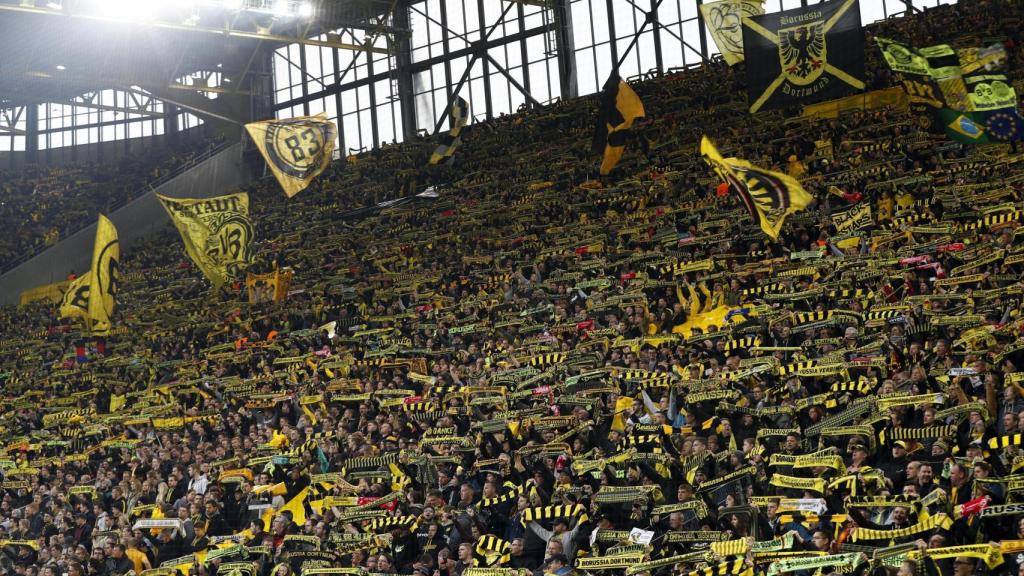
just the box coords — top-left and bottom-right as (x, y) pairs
(87, 214), (119, 335)
(700, 136), (812, 240)
(742, 0), (864, 113)
(592, 72), (645, 175)
(157, 193), (254, 288)
(699, 0), (763, 66)
(430, 96), (469, 165)
(246, 113), (337, 198)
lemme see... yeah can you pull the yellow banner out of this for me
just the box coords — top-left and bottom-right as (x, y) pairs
(157, 193), (255, 288)
(246, 267), (294, 304)
(87, 214), (120, 335)
(699, 0), (764, 66)
(20, 280), (69, 305)
(802, 87), (908, 119)
(246, 113), (337, 198)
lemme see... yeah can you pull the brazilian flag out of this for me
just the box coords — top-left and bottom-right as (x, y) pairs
(938, 109), (991, 144)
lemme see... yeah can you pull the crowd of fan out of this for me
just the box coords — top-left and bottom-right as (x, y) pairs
(2, 1), (1024, 576)
(0, 135), (226, 271)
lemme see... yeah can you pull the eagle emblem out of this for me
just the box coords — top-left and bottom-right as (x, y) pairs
(778, 23), (826, 85)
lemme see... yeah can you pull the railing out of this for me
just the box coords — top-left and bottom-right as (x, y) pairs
(0, 140), (234, 274)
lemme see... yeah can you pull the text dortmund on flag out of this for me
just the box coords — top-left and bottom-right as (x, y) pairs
(246, 113), (337, 198)
(592, 72), (645, 175)
(699, 0), (764, 66)
(430, 96), (470, 165)
(742, 0), (865, 113)
(157, 193), (255, 288)
(700, 136), (813, 240)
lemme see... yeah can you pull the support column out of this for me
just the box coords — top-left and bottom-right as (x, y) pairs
(553, 0), (577, 99)
(393, 0), (418, 140)
(25, 104), (38, 165)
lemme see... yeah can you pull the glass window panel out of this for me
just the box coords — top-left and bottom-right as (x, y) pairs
(572, 1), (594, 47)
(343, 113), (362, 153)
(594, 42), (613, 91)
(461, 0), (481, 38)
(526, 34), (546, 64)
(308, 97), (326, 116)
(415, 92), (435, 133)
(489, 73), (511, 117)
(591, 0), (610, 44)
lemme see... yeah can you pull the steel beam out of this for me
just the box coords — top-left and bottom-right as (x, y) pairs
(0, 3), (389, 54)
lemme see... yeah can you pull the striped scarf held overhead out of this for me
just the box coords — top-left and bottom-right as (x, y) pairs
(520, 503), (589, 526)
(473, 535), (511, 567)
(479, 480), (538, 508)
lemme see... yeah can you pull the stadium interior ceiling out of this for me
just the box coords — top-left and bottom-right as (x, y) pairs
(0, 0), (956, 162)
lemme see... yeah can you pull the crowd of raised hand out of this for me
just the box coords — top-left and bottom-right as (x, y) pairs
(2, 2), (1024, 576)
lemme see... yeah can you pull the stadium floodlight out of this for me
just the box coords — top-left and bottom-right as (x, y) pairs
(55, 64), (66, 70)
(45, 1), (62, 8)
(297, 2), (313, 18)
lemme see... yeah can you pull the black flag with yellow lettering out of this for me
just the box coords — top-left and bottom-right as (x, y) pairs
(246, 113), (337, 198)
(592, 71), (645, 175)
(742, 0), (864, 113)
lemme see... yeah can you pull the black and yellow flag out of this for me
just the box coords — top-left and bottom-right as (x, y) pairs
(742, 0), (864, 113)
(246, 113), (337, 198)
(246, 268), (293, 304)
(699, 0), (764, 66)
(59, 272), (91, 320)
(87, 214), (119, 335)
(157, 193), (255, 288)
(58, 215), (120, 333)
(700, 136), (813, 240)
(430, 96), (469, 165)
(593, 71), (645, 175)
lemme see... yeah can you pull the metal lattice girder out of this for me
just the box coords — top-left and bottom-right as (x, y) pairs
(0, 1), (390, 54)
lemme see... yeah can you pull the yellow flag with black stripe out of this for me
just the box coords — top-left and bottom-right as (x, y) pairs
(157, 193), (255, 288)
(59, 272), (92, 320)
(246, 113), (337, 198)
(700, 136), (813, 240)
(87, 214), (119, 335)
(593, 71), (645, 175)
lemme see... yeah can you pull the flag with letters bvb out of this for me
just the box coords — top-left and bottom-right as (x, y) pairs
(592, 71), (645, 175)
(158, 193), (255, 288)
(742, 0), (865, 113)
(700, 136), (813, 240)
(430, 96), (469, 165)
(246, 113), (337, 198)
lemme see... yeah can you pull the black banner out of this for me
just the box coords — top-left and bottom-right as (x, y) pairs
(743, 0), (865, 112)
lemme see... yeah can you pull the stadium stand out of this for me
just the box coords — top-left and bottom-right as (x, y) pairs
(0, 136), (226, 272)
(2, 1), (1024, 576)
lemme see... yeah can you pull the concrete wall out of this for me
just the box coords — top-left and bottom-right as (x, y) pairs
(0, 141), (248, 305)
